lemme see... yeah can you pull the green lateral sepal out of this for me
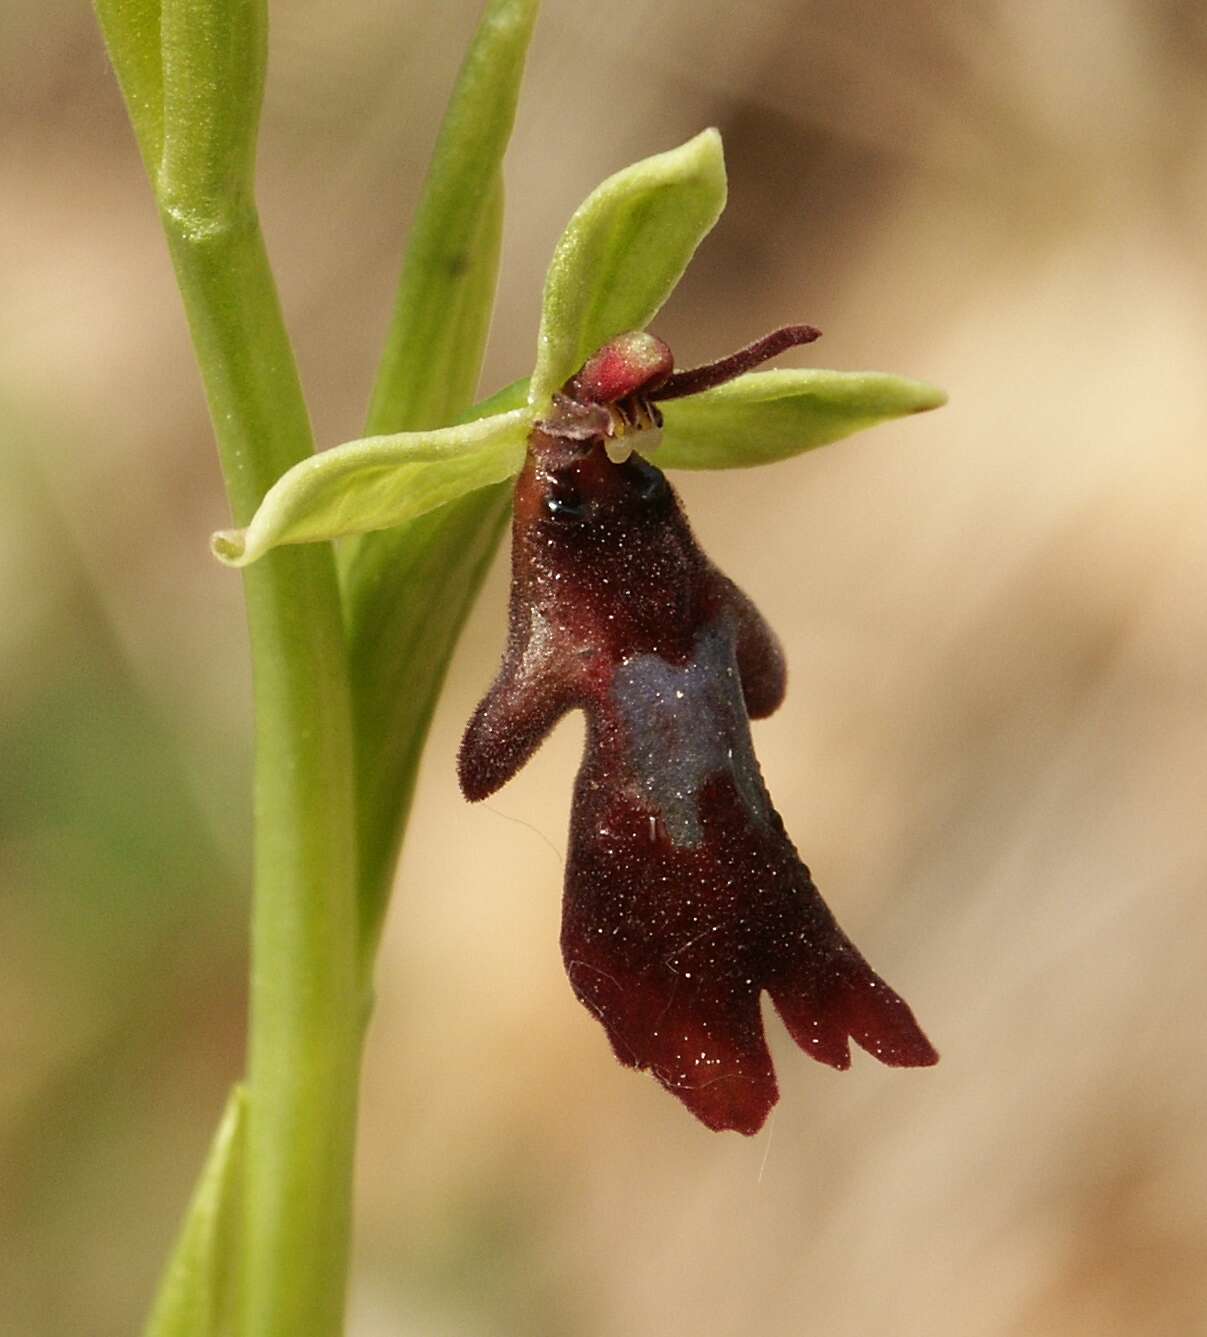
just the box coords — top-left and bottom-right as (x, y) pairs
(211, 409), (531, 566)
(656, 368), (948, 470)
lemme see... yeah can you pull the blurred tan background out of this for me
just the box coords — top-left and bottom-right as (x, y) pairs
(4, 1), (1207, 1333)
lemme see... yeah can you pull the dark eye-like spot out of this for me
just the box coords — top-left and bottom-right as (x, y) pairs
(630, 457), (670, 506)
(545, 486), (589, 524)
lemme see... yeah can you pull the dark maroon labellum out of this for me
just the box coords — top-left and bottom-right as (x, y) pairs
(459, 327), (937, 1134)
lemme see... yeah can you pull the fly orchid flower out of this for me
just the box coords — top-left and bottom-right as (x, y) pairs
(460, 328), (937, 1133)
(210, 129), (944, 1131)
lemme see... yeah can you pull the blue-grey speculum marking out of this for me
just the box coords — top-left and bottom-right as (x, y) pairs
(611, 622), (771, 847)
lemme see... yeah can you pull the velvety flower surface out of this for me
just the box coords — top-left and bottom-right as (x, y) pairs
(459, 334), (937, 1134)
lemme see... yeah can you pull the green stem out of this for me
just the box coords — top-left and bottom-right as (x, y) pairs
(161, 208), (361, 1337)
(92, 0), (364, 1324)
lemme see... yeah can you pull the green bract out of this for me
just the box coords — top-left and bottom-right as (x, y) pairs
(211, 130), (946, 568)
(363, 0), (536, 436)
(145, 1087), (246, 1337)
